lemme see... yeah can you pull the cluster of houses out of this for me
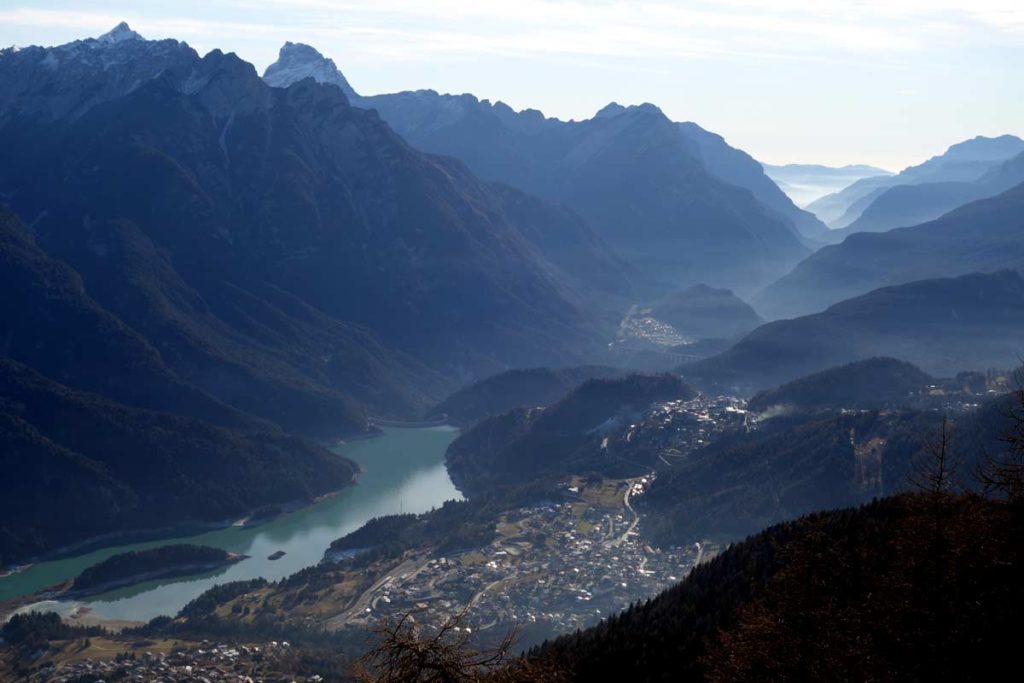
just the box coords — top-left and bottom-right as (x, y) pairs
(613, 312), (689, 348)
(355, 498), (701, 644)
(626, 394), (753, 457)
(339, 394), (757, 644)
(31, 641), (318, 683)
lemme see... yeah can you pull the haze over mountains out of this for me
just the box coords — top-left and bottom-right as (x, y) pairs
(2, 18), (1024, 681)
(745, 358), (934, 414)
(689, 270), (1024, 392)
(807, 134), (1024, 230)
(0, 26), (623, 421)
(261, 42), (820, 292)
(758, 182), (1024, 319)
(647, 284), (764, 342)
(834, 151), (1024, 237)
(762, 163), (892, 207)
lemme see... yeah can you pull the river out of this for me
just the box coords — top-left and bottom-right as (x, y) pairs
(0, 426), (461, 623)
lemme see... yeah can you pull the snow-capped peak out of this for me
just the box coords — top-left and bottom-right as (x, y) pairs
(97, 22), (143, 44)
(263, 42), (358, 99)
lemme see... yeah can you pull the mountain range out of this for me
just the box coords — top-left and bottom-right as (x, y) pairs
(832, 150), (1024, 237)
(0, 25), (645, 561)
(0, 26), (635, 428)
(260, 42), (820, 293)
(807, 134), (1024, 230)
(3, 22), (1023, 585)
(686, 270), (1024, 392)
(757, 182), (1024, 319)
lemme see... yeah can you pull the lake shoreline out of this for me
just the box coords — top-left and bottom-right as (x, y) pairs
(4, 453), (365, 570)
(62, 552), (249, 601)
(0, 425), (461, 625)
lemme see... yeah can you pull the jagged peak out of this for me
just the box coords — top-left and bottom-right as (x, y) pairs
(633, 102), (663, 115)
(263, 42), (357, 98)
(277, 41), (325, 61)
(594, 101), (663, 120)
(97, 22), (143, 44)
(594, 102), (626, 119)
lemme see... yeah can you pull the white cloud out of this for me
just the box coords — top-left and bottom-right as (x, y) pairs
(3, 1), (1021, 64)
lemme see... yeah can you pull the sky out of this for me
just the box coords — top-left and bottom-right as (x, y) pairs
(1, 0), (1022, 170)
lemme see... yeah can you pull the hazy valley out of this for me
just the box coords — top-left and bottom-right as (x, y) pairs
(1, 14), (1023, 683)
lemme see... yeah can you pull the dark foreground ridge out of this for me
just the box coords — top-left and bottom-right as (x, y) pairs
(530, 493), (1023, 682)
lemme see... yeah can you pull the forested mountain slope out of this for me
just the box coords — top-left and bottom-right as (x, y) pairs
(0, 28), (631, 437)
(0, 358), (356, 565)
(532, 493), (1022, 682)
(429, 366), (628, 427)
(692, 271), (1024, 392)
(746, 357), (934, 413)
(263, 44), (813, 293)
(446, 374), (694, 494)
(758, 183), (1024, 319)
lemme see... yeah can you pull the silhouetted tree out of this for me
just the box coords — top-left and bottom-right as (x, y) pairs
(910, 414), (958, 496)
(977, 368), (1024, 501)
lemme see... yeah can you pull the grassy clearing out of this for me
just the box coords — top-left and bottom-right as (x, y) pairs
(459, 551), (488, 567)
(579, 479), (628, 508)
(496, 521), (520, 537)
(47, 636), (179, 666)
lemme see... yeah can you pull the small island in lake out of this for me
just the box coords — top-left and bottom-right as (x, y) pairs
(267, 550), (286, 560)
(68, 545), (246, 597)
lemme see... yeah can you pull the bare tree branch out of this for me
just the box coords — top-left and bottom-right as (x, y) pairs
(353, 608), (520, 683)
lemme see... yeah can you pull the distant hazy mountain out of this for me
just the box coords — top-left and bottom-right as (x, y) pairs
(676, 123), (828, 239)
(647, 284), (764, 341)
(429, 366), (628, 427)
(370, 95), (811, 293)
(756, 183), (1024, 319)
(262, 44), (813, 292)
(807, 135), (1024, 229)
(746, 358), (933, 413)
(762, 163), (892, 208)
(804, 175), (895, 227)
(684, 270), (1024, 392)
(834, 151), (1024, 236)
